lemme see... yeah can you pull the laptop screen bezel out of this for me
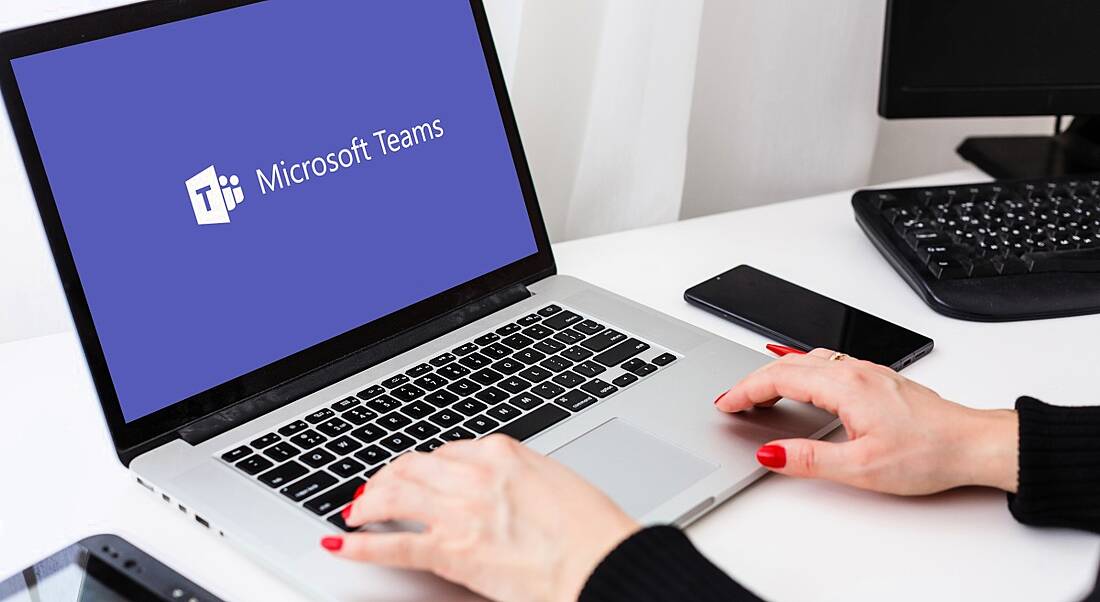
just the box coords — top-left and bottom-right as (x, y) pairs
(0, 0), (555, 460)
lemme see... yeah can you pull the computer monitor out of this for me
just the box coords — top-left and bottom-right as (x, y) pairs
(880, 0), (1100, 179)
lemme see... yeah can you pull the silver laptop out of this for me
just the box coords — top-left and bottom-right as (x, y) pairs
(1, 1), (837, 599)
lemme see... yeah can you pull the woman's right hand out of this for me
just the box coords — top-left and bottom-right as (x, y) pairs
(714, 349), (1019, 496)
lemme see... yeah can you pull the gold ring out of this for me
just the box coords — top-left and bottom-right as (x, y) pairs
(829, 352), (851, 362)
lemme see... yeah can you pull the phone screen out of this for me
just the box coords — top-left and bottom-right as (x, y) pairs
(686, 266), (933, 369)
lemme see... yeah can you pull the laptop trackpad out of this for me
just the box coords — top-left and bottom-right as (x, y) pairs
(549, 419), (717, 518)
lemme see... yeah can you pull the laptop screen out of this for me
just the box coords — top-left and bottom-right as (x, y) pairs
(10, 1), (539, 423)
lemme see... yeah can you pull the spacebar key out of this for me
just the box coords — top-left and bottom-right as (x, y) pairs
(593, 338), (650, 367)
(1023, 248), (1100, 273)
(492, 405), (570, 441)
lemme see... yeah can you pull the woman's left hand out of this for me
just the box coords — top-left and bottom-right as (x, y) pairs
(324, 435), (639, 602)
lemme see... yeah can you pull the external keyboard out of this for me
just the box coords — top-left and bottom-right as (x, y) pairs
(217, 305), (678, 531)
(853, 175), (1100, 321)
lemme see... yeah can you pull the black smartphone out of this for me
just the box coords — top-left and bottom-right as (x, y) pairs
(685, 265), (933, 370)
(0, 534), (224, 602)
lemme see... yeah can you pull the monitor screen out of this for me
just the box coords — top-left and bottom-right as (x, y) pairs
(10, 0), (539, 422)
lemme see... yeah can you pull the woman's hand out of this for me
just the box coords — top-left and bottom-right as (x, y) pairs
(323, 435), (639, 602)
(715, 349), (1019, 496)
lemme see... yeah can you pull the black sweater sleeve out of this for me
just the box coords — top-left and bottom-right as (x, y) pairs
(579, 526), (762, 602)
(1008, 397), (1100, 534)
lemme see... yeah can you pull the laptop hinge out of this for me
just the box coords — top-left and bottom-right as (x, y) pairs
(176, 283), (532, 447)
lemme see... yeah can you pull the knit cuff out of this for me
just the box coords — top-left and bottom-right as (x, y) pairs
(1007, 397), (1100, 534)
(579, 526), (760, 602)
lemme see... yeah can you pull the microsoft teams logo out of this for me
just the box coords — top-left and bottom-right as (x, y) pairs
(185, 166), (245, 225)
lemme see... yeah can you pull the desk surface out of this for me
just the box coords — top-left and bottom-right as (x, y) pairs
(2, 170), (1098, 602)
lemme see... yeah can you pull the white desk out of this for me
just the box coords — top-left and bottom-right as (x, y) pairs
(2, 170), (1098, 602)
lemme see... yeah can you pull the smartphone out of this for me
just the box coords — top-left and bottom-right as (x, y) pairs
(685, 265), (933, 370)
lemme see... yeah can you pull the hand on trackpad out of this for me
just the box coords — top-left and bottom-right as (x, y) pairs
(549, 419), (717, 518)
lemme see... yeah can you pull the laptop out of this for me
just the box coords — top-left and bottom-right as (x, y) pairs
(0, 1), (838, 599)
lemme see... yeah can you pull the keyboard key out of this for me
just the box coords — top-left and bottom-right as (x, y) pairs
(357, 385), (385, 400)
(652, 353), (677, 367)
(332, 397), (360, 412)
(532, 382), (566, 399)
(304, 477), (365, 516)
(235, 455), (273, 475)
(622, 359), (647, 373)
(593, 339), (650, 367)
(258, 461), (308, 488)
(316, 417), (352, 438)
(364, 465), (385, 479)
(470, 368), (504, 386)
(581, 379), (618, 398)
(416, 439), (445, 453)
(553, 329), (585, 345)
(377, 412), (413, 430)
(481, 343), (512, 360)
(222, 446), (251, 463)
(475, 387), (509, 405)
(327, 512), (356, 533)
(556, 390), (599, 413)
(552, 371), (585, 389)
(523, 324), (554, 340)
(355, 445), (391, 466)
(475, 333), (501, 346)
(542, 310), (583, 330)
(540, 356), (573, 373)
(406, 363), (433, 378)
(306, 408), (335, 424)
(928, 258), (969, 279)
(281, 471), (338, 503)
(350, 424), (387, 444)
(325, 435), (363, 456)
(382, 374), (410, 389)
(380, 433), (418, 453)
(289, 430), (327, 450)
(633, 363), (658, 377)
(365, 395), (401, 414)
(429, 409), (463, 428)
(424, 390), (461, 408)
(263, 442), (301, 462)
(581, 330), (627, 352)
(496, 323), (521, 336)
(502, 333), (535, 350)
(612, 373), (639, 388)
(454, 399), (488, 417)
(538, 305), (563, 317)
(499, 376), (532, 394)
(278, 420), (309, 437)
(439, 363), (471, 380)
(519, 365), (553, 383)
(430, 352), (457, 367)
(487, 403), (522, 423)
(400, 400), (435, 420)
(301, 449), (337, 469)
(1024, 248), (1100, 273)
(518, 314), (542, 327)
(405, 421), (442, 440)
(574, 320), (605, 335)
(453, 342), (479, 356)
(464, 415), (501, 434)
(447, 378), (482, 396)
(391, 384), (426, 402)
(413, 373), (448, 392)
(250, 433), (281, 449)
(515, 349), (547, 365)
(534, 338), (567, 354)
(460, 352), (491, 370)
(329, 457), (366, 479)
(440, 426), (476, 441)
(509, 393), (545, 411)
(561, 346), (594, 362)
(493, 404), (570, 441)
(342, 406), (378, 425)
(492, 358), (525, 375)
(573, 361), (606, 378)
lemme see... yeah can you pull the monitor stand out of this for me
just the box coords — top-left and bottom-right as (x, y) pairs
(957, 116), (1100, 180)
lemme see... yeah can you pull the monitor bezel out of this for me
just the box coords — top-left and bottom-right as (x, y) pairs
(880, 0), (1100, 118)
(0, 0), (555, 462)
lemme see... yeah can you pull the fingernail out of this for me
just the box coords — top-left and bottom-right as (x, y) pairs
(321, 537), (344, 552)
(766, 344), (806, 357)
(714, 392), (726, 405)
(757, 445), (787, 469)
(354, 484), (365, 499)
(341, 504), (352, 520)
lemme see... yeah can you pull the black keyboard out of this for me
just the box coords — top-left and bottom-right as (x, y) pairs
(853, 175), (1100, 321)
(218, 305), (679, 531)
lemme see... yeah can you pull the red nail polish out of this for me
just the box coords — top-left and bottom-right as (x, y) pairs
(341, 504), (352, 520)
(321, 537), (344, 552)
(757, 445), (787, 469)
(354, 484), (365, 499)
(766, 344), (806, 357)
(714, 392), (726, 405)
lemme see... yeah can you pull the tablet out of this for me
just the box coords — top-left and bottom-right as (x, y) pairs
(0, 535), (223, 602)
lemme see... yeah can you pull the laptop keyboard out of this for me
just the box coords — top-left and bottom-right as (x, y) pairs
(217, 305), (679, 531)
